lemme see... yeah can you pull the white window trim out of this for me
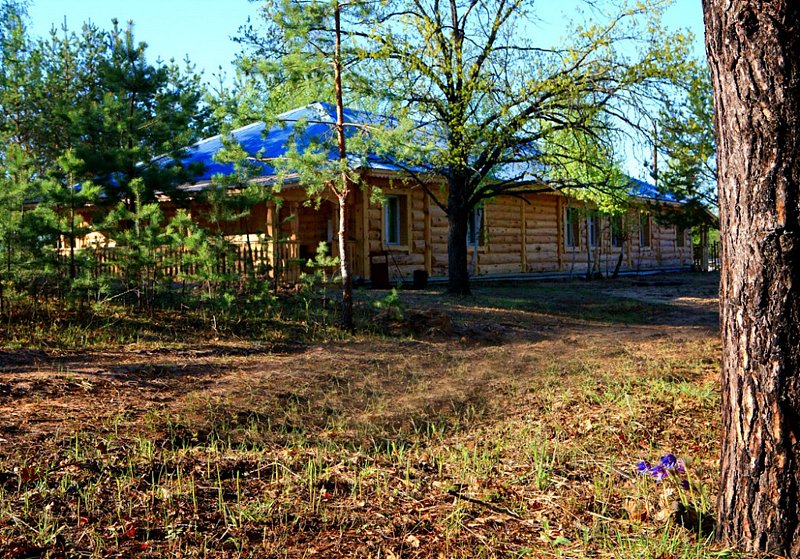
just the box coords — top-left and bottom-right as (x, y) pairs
(382, 193), (411, 250)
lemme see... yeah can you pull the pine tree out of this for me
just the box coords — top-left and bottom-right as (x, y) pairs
(234, 0), (380, 330)
(705, 0), (800, 555)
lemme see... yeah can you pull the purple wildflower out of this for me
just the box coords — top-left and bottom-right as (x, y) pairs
(636, 453), (689, 485)
(681, 479), (690, 490)
(660, 454), (678, 469)
(650, 465), (668, 481)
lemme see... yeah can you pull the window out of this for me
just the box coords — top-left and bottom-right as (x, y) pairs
(611, 215), (624, 248)
(639, 213), (651, 247)
(565, 207), (580, 248)
(467, 207), (484, 247)
(383, 194), (408, 246)
(587, 212), (600, 247)
(676, 226), (686, 247)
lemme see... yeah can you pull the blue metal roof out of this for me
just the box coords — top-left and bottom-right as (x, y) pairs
(169, 102), (682, 205)
(627, 176), (684, 203)
(169, 102), (388, 188)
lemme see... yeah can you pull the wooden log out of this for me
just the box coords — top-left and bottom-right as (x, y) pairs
(480, 253), (526, 265)
(556, 197), (564, 269)
(423, 192), (432, 274)
(476, 263), (524, 275)
(484, 242), (525, 254)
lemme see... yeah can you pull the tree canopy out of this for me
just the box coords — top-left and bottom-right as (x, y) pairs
(237, 0), (702, 294)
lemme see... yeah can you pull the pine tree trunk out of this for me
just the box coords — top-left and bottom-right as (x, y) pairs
(69, 204), (77, 280)
(704, 1), (800, 555)
(333, 1), (354, 331)
(337, 191), (353, 331)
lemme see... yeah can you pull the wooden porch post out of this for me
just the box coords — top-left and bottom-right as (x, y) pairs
(289, 202), (300, 241)
(556, 196), (564, 271)
(423, 191), (432, 274)
(361, 186), (371, 279)
(701, 226), (710, 272)
(266, 202), (278, 282)
(520, 200), (528, 273)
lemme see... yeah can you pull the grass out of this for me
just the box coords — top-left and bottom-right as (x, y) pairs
(0, 272), (745, 558)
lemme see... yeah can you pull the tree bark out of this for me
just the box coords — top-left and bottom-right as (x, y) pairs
(446, 177), (471, 295)
(446, 210), (470, 295)
(333, 2), (354, 331)
(704, 1), (800, 555)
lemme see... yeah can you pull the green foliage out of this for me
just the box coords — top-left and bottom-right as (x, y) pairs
(297, 242), (341, 329)
(653, 64), (718, 228)
(243, 0), (700, 293)
(98, 179), (170, 308)
(70, 19), (209, 206)
(0, 0), (47, 163)
(365, 0), (697, 196)
(371, 287), (403, 320)
(543, 120), (630, 215)
(0, 3), (217, 313)
(232, 0), (384, 329)
(299, 241), (340, 293)
(0, 145), (37, 288)
(234, 0), (342, 108)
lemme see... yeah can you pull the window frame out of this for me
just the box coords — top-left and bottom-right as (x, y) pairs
(639, 212), (652, 248)
(382, 193), (410, 249)
(467, 207), (485, 247)
(565, 207), (580, 248)
(675, 225), (686, 247)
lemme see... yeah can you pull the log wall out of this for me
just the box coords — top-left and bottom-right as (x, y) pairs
(357, 182), (694, 281)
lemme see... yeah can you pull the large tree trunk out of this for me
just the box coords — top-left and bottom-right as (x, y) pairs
(704, 2), (800, 555)
(446, 177), (471, 295)
(446, 183), (471, 297)
(446, 211), (470, 295)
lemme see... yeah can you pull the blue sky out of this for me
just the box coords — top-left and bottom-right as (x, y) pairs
(27, 0), (706, 82)
(28, 0), (257, 81)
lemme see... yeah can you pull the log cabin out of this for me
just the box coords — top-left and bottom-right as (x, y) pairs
(75, 102), (700, 283)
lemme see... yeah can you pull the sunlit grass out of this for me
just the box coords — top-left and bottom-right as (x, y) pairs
(0, 273), (734, 557)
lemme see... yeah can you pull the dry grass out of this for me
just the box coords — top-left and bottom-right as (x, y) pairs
(0, 273), (743, 558)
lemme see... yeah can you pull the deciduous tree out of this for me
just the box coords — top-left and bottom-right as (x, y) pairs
(363, 0), (695, 294)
